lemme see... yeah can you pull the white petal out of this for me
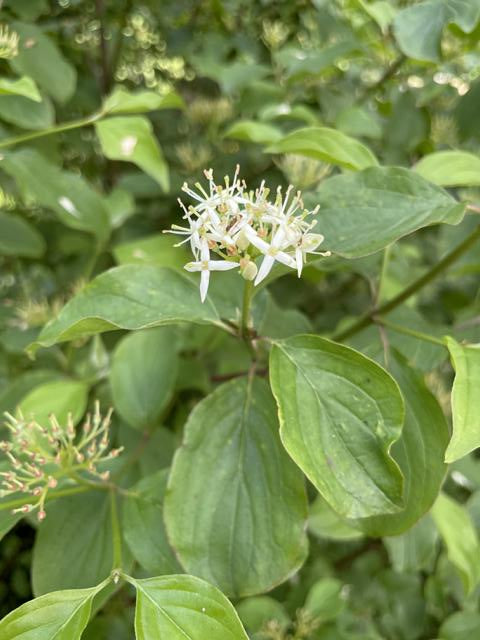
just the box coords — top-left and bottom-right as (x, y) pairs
(244, 225), (270, 254)
(254, 255), (275, 285)
(295, 247), (303, 278)
(275, 251), (297, 269)
(184, 262), (202, 272)
(302, 233), (325, 252)
(200, 270), (210, 302)
(207, 260), (239, 271)
(271, 226), (287, 249)
(200, 239), (210, 261)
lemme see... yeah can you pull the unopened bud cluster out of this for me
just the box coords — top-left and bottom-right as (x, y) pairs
(0, 25), (19, 59)
(165, 165), (330, 302)
(0, 402), (122, 520)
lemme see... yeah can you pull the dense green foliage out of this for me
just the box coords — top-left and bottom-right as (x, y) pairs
(1, 1), (480, 638)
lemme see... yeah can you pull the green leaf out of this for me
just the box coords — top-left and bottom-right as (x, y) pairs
(266, 127), (379, 170)
(335, 105), (383, 140)
(351, 351), (448, 536)
(0, 211), (45, 258)
(164, 377), (308, 598)
(224, 120), (282, 144)
(431, 492), (480, 594)
(123, 470), (182, 575)
(0, 149), (110, 241)
(236, 597), (289, 634)
(111, 328), (179, 430)
(439, 612), (480, 640)
(269, 335), (405, 519)
(0, 582), (108, 640)
(10, 22), (77, 103)
(309, 167), (465, 258)
(275, 42), (358, 82)
(8, 0), (48, 21)
(415, 151), (480, 187)
(0, 370), (62, 414)
(95, 116), (169, 192)
(104, 187), (135, 229)
(308, 495), (363, 541)
(0, 92), (54, 130)
(444, 338), (480, 463)
(303, 578), (346, 623)
(358, 0), (397, 33)
(384, 515), (439, 573)
(0, 509), (22, 541)
(103, 87), (184, 114)
(393, 0), (480, 62)
(131, 574), (249, 639)
(32, 492), (118, 595)
(28, 265), (222, 355)
(258, 294), (312, 339)
(113, 233), (189, 271)
(0, 75), (41, 100)
(18, 379), (88, 426)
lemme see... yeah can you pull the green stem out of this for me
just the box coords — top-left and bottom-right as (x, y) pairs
(110, 489), (123, 570)
(241, 279), (256, 359)
(0, 485), (89, 512)
(333, 224), (480, 342)
(0, 112), (103, 149)
(375, 317), (446, 347)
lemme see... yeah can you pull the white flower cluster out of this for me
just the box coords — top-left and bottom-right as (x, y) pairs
(166, 166), (330, 302)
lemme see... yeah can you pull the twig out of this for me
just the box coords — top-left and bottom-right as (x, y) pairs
(333, 224), (480, 342)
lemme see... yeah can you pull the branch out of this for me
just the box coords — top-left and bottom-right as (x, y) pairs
(333, 223), (480, 342)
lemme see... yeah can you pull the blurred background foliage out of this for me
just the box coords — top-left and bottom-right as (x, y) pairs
(1, 0), (480, 638)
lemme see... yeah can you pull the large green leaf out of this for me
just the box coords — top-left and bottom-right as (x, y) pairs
(32, 492), (118, 595)
(164, 377), (308, 597)
(351, 351), (448, 536)
(431, 492), (480, 594)
(131, 574), (248, 639)
(18, 379), (88, 426)
(414, 151), (480, 187)
(266, 126), (378, 170)
(103, 87), (184, 114)
(0, 211), (45, 258)
(28, 265), (223, 355)
(393, 0), (480, 62)
(269, 335), (405, 519)
(123, 470), (181, 575)
(0, 582), (108, 640)
(113, 233), (189, 271)
(444, 338), (480, 463)
(0, 149), (110, 241)
(111, 328), (179, 430)
(10, 22), (77, 102)
(309, 167), (464, 258)
(95, 116), (169, 192)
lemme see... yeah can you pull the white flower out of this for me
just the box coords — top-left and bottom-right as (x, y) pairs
(165, 166), (330, 301)
(243, 224), (297, 285)
(295, 233), (331, 277)
(184, 241), (237, 302)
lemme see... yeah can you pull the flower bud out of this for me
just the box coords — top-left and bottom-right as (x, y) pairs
(236, 230), (250, 251)
(240, 260), (258, 281)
